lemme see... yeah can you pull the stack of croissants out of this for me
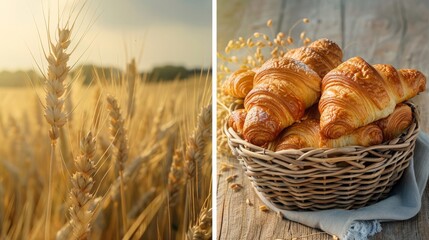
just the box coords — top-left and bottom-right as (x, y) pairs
(224, 38), (426, 150)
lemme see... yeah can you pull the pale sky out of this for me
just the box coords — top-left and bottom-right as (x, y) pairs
(0, 0), (211, 71)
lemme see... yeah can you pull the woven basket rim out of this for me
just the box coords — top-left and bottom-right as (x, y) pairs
(225, 102), (421, 160)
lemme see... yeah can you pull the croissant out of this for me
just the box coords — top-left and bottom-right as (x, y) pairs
(243, 57), (321, 146)
(284, 38), (343, 78)
(275, 119), (383, 150)
(222, 68), (255, 98)
(275, 119), (320, 150)
(376, 103), (413, 141)
(228, 109), (247, 135)
(321, 123), (383, 148)
(319, 56), (426, 139)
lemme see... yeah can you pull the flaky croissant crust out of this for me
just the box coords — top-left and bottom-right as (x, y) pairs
(243, 57), (321, 146)
(253, 57), (321, 95)
(319, 56), (425, 139)
(321, 123), (383, 148)
(222, 68), (255, 98)
(275, 119), (320, 150)
(274, 119), (384, 150)
(228, 109), (247, 135)
(274, 102), (414, 150)
(284, 38), (343, 78)
(376, 103), (412, 141)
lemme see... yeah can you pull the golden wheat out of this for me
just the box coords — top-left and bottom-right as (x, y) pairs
(44, 27), (71, 141)
(0, 2), (212, 240)
(44, 24), (73, 240)
(68, 132), (97, 239)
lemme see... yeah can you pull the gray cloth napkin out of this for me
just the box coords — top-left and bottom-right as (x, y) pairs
(255, 133), (429, 240)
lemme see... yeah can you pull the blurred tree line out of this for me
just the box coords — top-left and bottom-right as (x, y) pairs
(0, 70), (43, 87)
(0, 65), (211, 87)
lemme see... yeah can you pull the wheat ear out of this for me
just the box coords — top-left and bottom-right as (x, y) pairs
(44, 26), (71, 239)
(107, 95), (128, 171)
(44, 27), (71, 141)
(106, 95), (129, 230)
(126, 58), (137, 118)
(184, 103), (212, 180)
(167, 145), (185, 206)
(187, 207), (212, 240)
(182, 103), (212, 229)
(69, 131), (97, 239)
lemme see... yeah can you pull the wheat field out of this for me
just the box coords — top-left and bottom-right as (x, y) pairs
(0, 70), (212, 240)
(0, 2), (212, 240)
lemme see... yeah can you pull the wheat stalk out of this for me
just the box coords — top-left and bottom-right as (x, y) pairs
(68, 131), (97, 240)
(44, 26), (72, 239)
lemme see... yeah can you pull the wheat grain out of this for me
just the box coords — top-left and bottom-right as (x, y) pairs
(219, 162), (235, 172)
(259, 205), (269, 212)
(230, 183), (243, 192)
(226, 174), (237, 183)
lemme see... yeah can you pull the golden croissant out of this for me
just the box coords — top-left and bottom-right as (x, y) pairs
(222, 68), (255, 98)
(284, 38), (343, 78)
(376, 103), (413, 141)
(228, 109), (247, 135)
(275, 119), (383, 150)
(321, 123), (383, 148)
(319, 56), (426, 139)
(275, 119), (320, 150)
(243, 57), (321, 146)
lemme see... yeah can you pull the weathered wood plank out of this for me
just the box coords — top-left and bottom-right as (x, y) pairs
(217, 0), (284, 52)
(343, 0), (405, 64)
(278, 0), (342, 46)
(217, 0), (429, 239)
(399, 0), (429, 134)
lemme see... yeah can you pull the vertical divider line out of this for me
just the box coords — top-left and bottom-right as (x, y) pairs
(341, 0), (345, 50)
(212, 0), (218, 239)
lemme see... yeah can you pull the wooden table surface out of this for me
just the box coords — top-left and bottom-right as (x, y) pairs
(217, 0), (429, 239)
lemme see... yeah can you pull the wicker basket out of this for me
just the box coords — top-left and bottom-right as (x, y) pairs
(224, 103), (420, 210)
